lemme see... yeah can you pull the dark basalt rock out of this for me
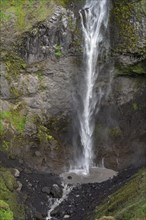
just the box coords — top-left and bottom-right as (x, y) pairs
(35, 211), (45, 220)
(18, 6), (80, 64)
(50, 184), (63, 198)
(42, 186), (51, 195)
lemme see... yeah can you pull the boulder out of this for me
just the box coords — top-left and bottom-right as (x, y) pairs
(11, 168), (20, 177)
(16, 181), (22, 192)
(42, 187), (51, 195)
(64, 214), (70, 219)
(50, 184), (63, 198)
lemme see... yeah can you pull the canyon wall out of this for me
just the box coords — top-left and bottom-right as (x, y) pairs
(0, 0), (146, 172)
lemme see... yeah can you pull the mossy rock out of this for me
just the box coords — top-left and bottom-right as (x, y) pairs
(0, 200), (13, 220)
(115, 60), (146, 77)
(37, 125), (54, 143)
(1, 50), (26, 81)
(55, 0), (84, 7)
(111, 0), (146, 55)
(0, 109), (27, 141)
(0, 168), (18, 191)
(0, 167), (25, 220)
(0, 0), (56, 33)
(93, 168), (146, 220)
(97, 217), (115, 220)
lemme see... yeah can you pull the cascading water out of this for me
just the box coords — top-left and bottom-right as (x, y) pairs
(73, 0), (110, 174)
(46, 2), (114, 218)
(46, 184), (73, 220)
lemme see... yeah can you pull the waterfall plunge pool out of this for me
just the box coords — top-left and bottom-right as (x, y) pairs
(61, 167), (117, 184)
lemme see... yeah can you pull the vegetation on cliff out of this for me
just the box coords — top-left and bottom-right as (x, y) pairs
(111, 0), (146, 54)
(0, 0), (55, 33)
(111, 0), (146, 77)
(0, 200), (13, 220)
(93, 168), (146, 220)
(115, 60), (146, 76)
(0, 0), (146, 219)
(0, 167), (25, 220)
(0, 0), (82, 35)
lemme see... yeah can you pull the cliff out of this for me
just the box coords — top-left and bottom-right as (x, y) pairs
(0, 0), (146, 172)
(0, 0), (146, 219)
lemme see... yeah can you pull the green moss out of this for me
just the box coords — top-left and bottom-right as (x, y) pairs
(37, 71), (43, 81)
(0, 110), (27, 136)
(132, 103), (139, 111)
(0, 122), (4, 137)
(0, 168), (25, 220)
(0, 200), (13, 220)
(1, 51), (26, 98)
(54, 44), (63, 58)
(38, 125), (53, 143)
(0, 11), (11, 22)
(55, 0), (69, 6)
(1, 141), (11, 153)
(0, 0), (55, 32)
(15, 3), (25, 30)
(0, 169), (18, 192)
(1, 51), (26, 81)
(28, 113), (41, 124)
(132, 63), (146, 75)
(141, 0), (146, 14)
(115, 60), (146, 77)
(111, 0), (146, 54)
(55, 0), (83, 7)
(36, 71), (47, 90)
(111, 2), (137, 51)
(109, 127), (122, 138)
(10, 86), (22, 98)
(93, 168), (146, 220)
(56, 0), (81, 7)
(131, 102), (146, 112)
(48, 116), (68, 133)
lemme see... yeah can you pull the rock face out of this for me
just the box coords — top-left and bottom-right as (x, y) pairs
(111, 0), (146, 55)
(19, 6), (78, 63)
(94, 75), (146, 170)
(0, 0), (146, 173)
(93, 0), (146, 169)
(0, 1), (81, 173)
(110, 0), (146, 76)
(0, 54), (80, 172)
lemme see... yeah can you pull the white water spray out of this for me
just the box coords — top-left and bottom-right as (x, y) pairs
(76, 0), (110, 174)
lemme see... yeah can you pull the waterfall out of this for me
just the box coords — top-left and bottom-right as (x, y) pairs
(72, 0), (110, 174)
(46, 3), (112, 217)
